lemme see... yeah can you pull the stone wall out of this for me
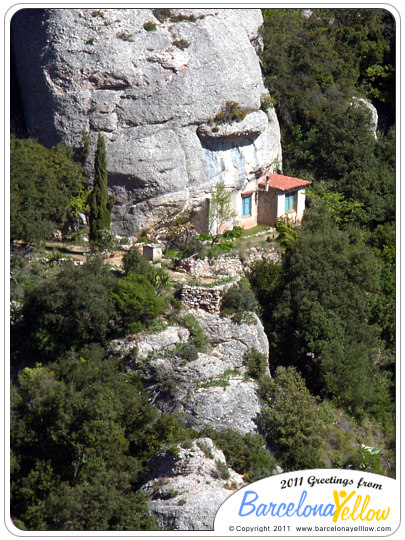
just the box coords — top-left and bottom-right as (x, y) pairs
(179, 255), (243, 278)
(181, 284), (224, 313)
(178, 245), (281, 279)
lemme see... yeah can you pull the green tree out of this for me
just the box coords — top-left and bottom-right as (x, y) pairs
(20, 257), (118, 361)
(111, 272), (165, 333)
(260, 8), (395, 229)
(249, 207), (392, 418)
(10, 352), (160, 530)
(10, 136), (86, 243)
(220, 278), (259, 322)
(208, 182), (237, 236)
(89, 133), (114, 244)
(257, 367), (326, 471)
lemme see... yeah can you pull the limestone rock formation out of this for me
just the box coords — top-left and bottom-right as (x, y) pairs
(11, 7), (282, 235)
(111, 309), (270, 434)
(141, 437), (244, 530)
(351, 97), (379, 138)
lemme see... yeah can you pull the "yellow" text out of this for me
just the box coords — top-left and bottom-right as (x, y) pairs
(332, 490), (390, 523)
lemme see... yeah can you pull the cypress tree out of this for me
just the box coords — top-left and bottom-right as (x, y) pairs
(89, 133), (113, 243)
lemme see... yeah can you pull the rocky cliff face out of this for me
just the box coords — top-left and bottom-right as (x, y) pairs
(112, 309), (270, 434)
(141, 437), (244, 530)
(11, 8), (282, 235)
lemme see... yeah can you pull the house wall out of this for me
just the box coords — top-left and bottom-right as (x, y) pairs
(257, 190), (278, 226)
(278, 188), (307, 224)
(232, 178), (259, 230)
(197, 182), (308, 234)
(296, 189), (307, 221)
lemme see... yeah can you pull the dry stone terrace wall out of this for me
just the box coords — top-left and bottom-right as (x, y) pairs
(181, 284), (225, 313)
(177, 245), (281, 278)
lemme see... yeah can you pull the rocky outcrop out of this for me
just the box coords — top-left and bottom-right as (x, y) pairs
(11, 8), (282, 235)
(193, 309), (269, 362)
(351, 97), (379, 138)
(141, 437), (244, 530)
(111, 309), (270, 434)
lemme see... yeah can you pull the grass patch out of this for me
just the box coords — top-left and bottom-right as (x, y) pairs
(197, 368), (240, 389)
(144, 21), (157, 31)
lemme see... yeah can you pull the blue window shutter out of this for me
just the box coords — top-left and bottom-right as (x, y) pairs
(242, 195), (252, 216)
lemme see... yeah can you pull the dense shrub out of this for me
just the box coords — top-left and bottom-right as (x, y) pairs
(21, 258), (118, 361)
(180, 313), (209, 352)
(222, 226), (243, 239)
(257, 367), (326, 471)
(111, 272), (165, 333)
(10, 352), (161, 530)
(275, 217), (298, 247)
(122, 247), (156, 281)
(10, 136), (87, 243)
(220, 278), (259, 321)
(243, 348), (268, 379)
(200, 426), (277, 483)
(175, 342), (199, 362)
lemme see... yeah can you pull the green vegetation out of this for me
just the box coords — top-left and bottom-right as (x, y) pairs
(10, 7), (396, 531)
(152, 8), (172, 22)
(173, 39), (190, 50)
(208, 181), (237, 237)
(77, 129), (91, 166)
(116, 32), (134, 42)
(196, 368), (240, 389)
(257, 367), (326, 471)
(243, 348), (268, 379)
(200, 427), (277, 482)
(249, 209), (394, 420)
(17, 257), (118, 363)
(152, 8), (199, 23)
(211, 460), (230, 480)
(143, 21), (156, 31)
(260, 93), (276, 112)
(89, 133), (114, 247)
(111, 272), (165, 333)
(10, 348), (197, 530)
(10, 136), (87, 243)
(220, 278), (259, 322)
(179, 313), (210, 352)
(274, 217), (298, 247)
(246, 6), (396, 477)
(213, 100), (250, 125)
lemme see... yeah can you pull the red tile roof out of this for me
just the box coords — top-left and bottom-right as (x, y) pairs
(259, 172), (312, 192)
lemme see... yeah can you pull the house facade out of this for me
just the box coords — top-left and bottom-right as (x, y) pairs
(201, 172), (311, 235)
(234, 172), (311, 230)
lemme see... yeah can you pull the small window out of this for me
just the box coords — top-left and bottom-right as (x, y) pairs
(285, 192), (296, 212)
(242, 194), (252, 217)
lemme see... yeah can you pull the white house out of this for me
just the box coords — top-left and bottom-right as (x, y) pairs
(202, 172), (311, 234)
(228, 172), (311, 231)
